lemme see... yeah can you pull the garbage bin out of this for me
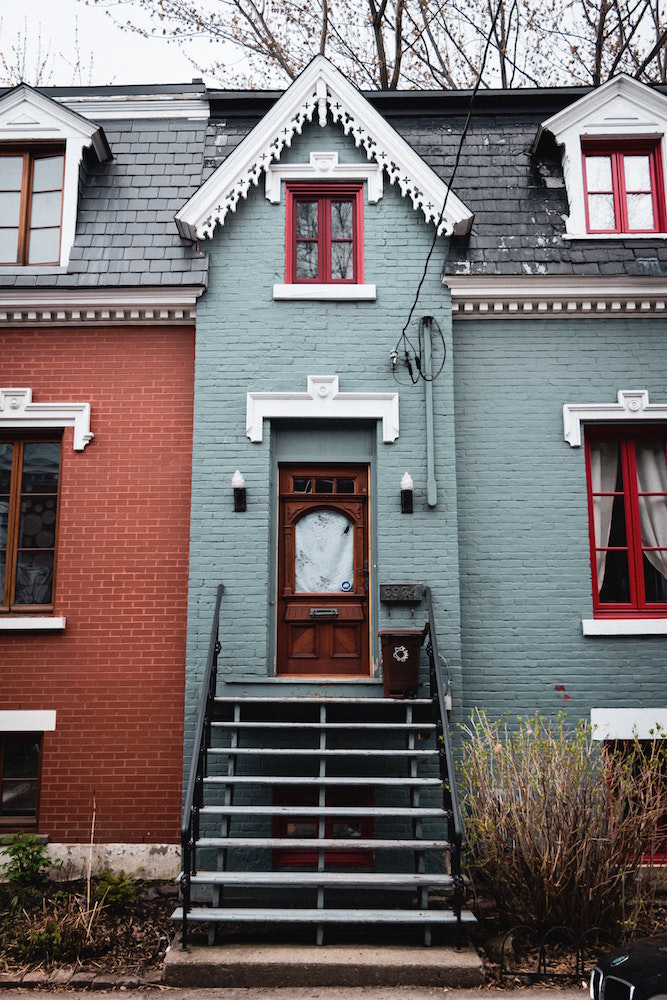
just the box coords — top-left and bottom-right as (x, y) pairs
(378, 623), (429, 698)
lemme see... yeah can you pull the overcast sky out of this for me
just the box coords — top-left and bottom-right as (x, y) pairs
(1, 0), (235, 87)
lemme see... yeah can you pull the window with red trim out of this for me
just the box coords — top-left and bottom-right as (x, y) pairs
(285, 183), (364, 284)
(582, 141), (666, 234)
(585, 427), (667, 616)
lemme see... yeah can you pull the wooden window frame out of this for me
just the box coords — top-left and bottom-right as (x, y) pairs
(0, 434), (62, 614)
(285, 182), (364, 284)
(0, 143), (65, 266)
(582, 140), (667, 235)
(0, 732), (41, 829)
(585, 425), (667, 617)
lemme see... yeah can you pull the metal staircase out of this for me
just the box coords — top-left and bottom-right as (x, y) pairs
(174, 586), (476, 948)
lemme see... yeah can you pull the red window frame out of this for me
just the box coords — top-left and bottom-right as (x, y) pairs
(584, 426), (667, 617)
(582, 140), (666, 234)
(285, 182), (364, 284)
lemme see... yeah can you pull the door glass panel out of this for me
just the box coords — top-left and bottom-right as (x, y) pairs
(336, 478), (355, 493)
(295, 509), (354, 593)
(292, 477), (312, 493)
(314, 478), (334, 493)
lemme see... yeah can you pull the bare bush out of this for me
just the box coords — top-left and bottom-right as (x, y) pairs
(459, 711), (666, 935)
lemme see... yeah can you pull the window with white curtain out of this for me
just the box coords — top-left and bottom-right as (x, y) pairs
(585, 428), (667, 614)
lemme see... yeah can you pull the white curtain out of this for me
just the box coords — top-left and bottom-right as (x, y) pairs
(635, 443), (667, 583)
(295, 510), (354, 593)
(590, 443), (619, 592)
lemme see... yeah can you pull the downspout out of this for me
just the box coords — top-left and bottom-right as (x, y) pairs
(423, 316), (437, 507)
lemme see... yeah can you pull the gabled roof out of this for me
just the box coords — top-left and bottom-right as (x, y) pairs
(0, 83), (111, 161)
(176, 56), (473, 241)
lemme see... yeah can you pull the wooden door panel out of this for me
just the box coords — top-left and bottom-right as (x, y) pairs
(277, 464), (370, 677)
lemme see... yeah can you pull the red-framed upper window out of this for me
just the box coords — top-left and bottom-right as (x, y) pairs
(285, 182), (364, 284)
(582, 140), (666, 234)
(585, 426), (667, 617)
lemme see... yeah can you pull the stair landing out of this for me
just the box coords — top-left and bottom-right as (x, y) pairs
(163, 940), (485, 988)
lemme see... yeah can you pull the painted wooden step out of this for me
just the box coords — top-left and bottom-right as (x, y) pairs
(214, 696), (433, 706)
(200, 805), (448, 818)
(211, 721), (436, 731)
(172, 906), (475, 925)
(203, 775), (440, 787)
(189, 872), (454, 888)
(207, 747), (437, 758)
(195, 837), (450, 850)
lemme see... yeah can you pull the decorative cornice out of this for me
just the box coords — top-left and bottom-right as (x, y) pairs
(60, 95), (210, 122)
(563, 389), (667, 446)
(0, 387), (93, 450)
(446, 275), (667, 318)
(265, 152), (383, 203)
(176, 56), (473, 242)
(247, 374), (399, 443)
(0, 288), (204, 326)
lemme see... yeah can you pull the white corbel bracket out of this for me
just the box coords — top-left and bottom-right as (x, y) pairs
(563, 389), (667, 447)
(247, 375), (399, 443)
(0, 388), (93, 450)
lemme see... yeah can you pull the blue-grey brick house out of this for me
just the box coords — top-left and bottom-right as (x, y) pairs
(3, 59), (667, 947)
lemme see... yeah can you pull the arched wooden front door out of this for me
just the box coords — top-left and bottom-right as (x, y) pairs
(277, 464), (370, 677)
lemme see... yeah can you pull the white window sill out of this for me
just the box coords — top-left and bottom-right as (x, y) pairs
(273, 283), (377, 301)
(563, 232), (667, 241)
(0, 710), (56, 731)
(0, 617), (66, 631)
(582, 618), (667, 636)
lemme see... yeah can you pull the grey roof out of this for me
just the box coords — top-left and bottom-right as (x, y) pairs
(2, 81), (665, 290)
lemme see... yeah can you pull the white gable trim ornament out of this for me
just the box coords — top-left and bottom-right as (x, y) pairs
(538, 75), (667, 239)
(247, 375), (399, 443)
(0, 387), (93, 450)
(176, 56), (472, 241)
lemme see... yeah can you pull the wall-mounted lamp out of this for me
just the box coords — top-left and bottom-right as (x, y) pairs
(400, 471), (413, 514)
(232, 470), (247, 512)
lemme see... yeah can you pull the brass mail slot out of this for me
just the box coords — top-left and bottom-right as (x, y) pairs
(309, 607), (339, 618)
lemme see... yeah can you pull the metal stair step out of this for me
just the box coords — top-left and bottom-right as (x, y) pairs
(203, 775), (441, 787)
(214, 696), (433, 706)
(211, 722), (435, 731)
(207, 748), (437, 758)
(172, 906), (476, 926)
(200, 805), (448, 818)
(195, 837), (450, 850)
(189, 871), (454, 888)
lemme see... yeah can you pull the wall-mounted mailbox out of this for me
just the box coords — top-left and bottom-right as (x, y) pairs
(380, 583), (424, 604)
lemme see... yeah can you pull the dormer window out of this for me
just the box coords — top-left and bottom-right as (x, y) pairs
(286, 183), (364, 284)
(0, 146), (65, 265)
(583, 141), (666, 235)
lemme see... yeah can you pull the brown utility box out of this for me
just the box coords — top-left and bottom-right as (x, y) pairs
(378, 624), (429, 698)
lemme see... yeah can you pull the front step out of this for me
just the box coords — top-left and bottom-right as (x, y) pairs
(176, 694), (475, 948)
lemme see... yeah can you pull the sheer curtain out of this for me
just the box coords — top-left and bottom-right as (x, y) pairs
(635, 443), (667, 582)
(589, 443), (619, 592)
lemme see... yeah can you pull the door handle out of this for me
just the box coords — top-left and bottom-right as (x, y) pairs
(309, 608), (339, 618)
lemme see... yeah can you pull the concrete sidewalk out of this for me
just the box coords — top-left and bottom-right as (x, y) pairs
(0, 990), (589, 999)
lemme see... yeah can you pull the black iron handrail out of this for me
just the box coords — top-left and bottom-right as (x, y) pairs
(423, 585), (465, 948)
(180, 583), (224, 949)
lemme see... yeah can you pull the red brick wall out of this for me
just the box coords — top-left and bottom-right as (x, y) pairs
(1, 325), (194, 844)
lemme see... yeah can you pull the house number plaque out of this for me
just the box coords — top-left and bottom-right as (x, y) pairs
(379, 583), (424, 604)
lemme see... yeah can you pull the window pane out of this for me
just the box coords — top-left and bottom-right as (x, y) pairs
(331, 242), (353, 280)
(586, 156), (613, 191)
(331, 201), (353, 239)
(3, 737), (39, 779)
(0, 551), (5, 602)
(644, 555), (667, 603)
(599, 549), (631, 603)
(1, 736), (39, 817)
(19, 497), (57, 549)
(22, 442), (60, 492)
(14, 551), (54, 605)
(27, 227), (60, 265)
(336, 479), (355, 493)
(296, 201), (318, 238)
(626, 193), (654, 230)
(32, 154), (63, 192)
(624, 155), (651, 191)
(0, 156), (23, 189)
(0, 192), (21, 226)
(296, 242), (318, 279)
(292, 478), (312, 493)
(295, 509), (354, 593)
(0, 228), (19, 264)
(314, 479), (334, 493)
(0, 443), (13, 494)
(588, 193), (616, 230)
(635, 441), (667, 595)
(0, 500), (8, 549)
(30, 190), (62, 228)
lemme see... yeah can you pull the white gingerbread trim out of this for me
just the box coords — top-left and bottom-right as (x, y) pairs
(538, 75), (667, 238)
(176, 56), (472, 241)
(0, 388), (93, 450)
(265, 152), (384, 203)
(247, 374), (399, 443)
(0, 84), (111, 269)
(563, 389), (667, 447)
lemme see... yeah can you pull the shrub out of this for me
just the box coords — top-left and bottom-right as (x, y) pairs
(0, 833), (55, 909)
(93, 869), (136, 910)
(459, 711), (666, 936)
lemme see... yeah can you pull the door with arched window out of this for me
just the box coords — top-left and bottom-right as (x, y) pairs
(277, 465), (370, 676)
